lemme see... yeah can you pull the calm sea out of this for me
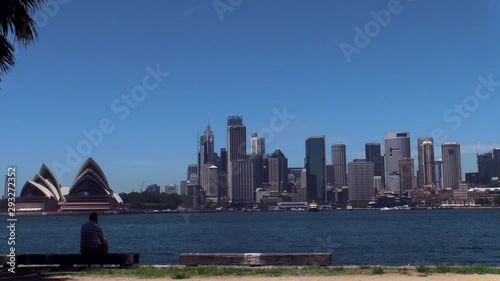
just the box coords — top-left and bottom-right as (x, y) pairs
(4, 210), (500, 266)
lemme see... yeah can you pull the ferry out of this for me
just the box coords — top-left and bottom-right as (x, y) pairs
(308, 201), (319, 212)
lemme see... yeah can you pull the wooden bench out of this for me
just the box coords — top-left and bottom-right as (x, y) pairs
(0, 253), (139, 267)
(180, 253), (331, 266)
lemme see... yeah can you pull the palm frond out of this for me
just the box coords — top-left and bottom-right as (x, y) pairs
(0, 35), (15, 75)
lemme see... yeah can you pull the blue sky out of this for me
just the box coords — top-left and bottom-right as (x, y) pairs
(2, 0), (499, 193)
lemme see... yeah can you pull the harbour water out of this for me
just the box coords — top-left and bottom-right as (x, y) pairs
(5, 210), (500, 266)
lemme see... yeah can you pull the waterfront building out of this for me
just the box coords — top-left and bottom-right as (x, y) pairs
(325, 164), (335, 187)
(434, 160), (443, 190)
(365, 142), (384, 186)
(348, 159), (374, 201)
(146, 184), (161, 193)
(165, 184), (177, 194)
(465, 172), (479, 186)
(179, 180), (188, 195)
(305, 136), (326, 202)
(399, 158), (416, 192)
(441, 142), (462, 189)
(268, 148), (288, 192)
(227, 116), (247, 202)
(230, 159), (254, 203)
(18, 158), (123, 212)
(417, 138), (435, 189)
(384, 132), (411, 194)
(331, 144), (347, 187)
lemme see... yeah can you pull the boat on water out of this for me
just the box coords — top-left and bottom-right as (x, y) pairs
(308, 202), (319, 212)
(345, 204), (353, 211)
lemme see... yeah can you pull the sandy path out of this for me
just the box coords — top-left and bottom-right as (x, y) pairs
(56, 274), (500, 281)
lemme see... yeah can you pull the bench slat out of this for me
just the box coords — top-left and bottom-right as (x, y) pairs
(0, 253), (139, 266)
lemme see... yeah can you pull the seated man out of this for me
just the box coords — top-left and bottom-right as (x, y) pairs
(80, 212), (108, 257)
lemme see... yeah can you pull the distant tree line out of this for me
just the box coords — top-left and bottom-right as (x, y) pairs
(118, 191), (189, 210)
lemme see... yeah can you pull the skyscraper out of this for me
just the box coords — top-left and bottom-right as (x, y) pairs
(227, 116), (246, 161)
(365, 143), (384, 179)
(230, 159), (254, 203)
(250, 131), (265, 155)
(441, 142), (462, 189)
(348, 159), (374, 201)
(417, 138), (435, 189)
(384, 132), (411, 194)
(331, 144), (347, 186)
(434, 159), (443, 190)
(268, 149), (288, 192)
(187, 164), (198, 180)
(227, 116), (247, 203)
(305, 136), (326, 202)
(325, 164), (335, 186)
(399, 158), (415, 192)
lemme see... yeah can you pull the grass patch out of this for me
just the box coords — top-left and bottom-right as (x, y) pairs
(372, 266), (384, 274)
(416, 263), (431, 273)
(25, 264), (500, 279)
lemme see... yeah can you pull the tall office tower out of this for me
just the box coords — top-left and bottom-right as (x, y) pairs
(331, 144), (347, 186)
(261, 154), (270, 184)
(417, 138), (435, 189)
(325, 164), (335, 186)
(268, 149), (288, 192)
(248, 154), (264, 193)
(227, 116), (246, 161)
(230, 159), (254, 203)
(493, 148), (500, 159)
(348, 159), (374, 201)
(250, 131), (266, 155)
(434, 160), (443, 190)
(198, 123), (216, 188)
(441, 142), (462, 189)
(179, 180), (188, 195)
(227, 116), (247, 202)
(465, 172), (479, 186)
(478, 150), (500, 185)
(203, 165), (219, 200)
(399, 158), (415, 192)
(219, 148), (228, 199)
(365, 143), (384, 179)
(289, 167), (304, 191)
(384, 132), (411, 194)
(227, 115), (243, 126)
(187, 164), (198, 180)
(305, 136), (326, 202)
(301, 168), (307, 191)
(200, 123), (216, 164)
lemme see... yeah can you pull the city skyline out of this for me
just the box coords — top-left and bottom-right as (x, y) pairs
(2, 1), (499, 193)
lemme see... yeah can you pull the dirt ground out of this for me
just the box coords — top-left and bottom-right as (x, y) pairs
(53, 274), (500, 281)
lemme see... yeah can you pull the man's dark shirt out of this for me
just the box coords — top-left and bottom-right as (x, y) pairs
(80, 221), (103, 252)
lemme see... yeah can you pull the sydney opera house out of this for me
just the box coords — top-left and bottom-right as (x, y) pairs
(17, 158), (123, 212)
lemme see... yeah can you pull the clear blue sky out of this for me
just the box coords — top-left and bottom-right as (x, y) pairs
(2, 0), (499, 193)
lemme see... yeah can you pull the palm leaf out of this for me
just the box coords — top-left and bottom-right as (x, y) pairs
(0, 35), (15, 74)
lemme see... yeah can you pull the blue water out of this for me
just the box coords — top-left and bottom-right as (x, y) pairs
(4, 210), (500, 266)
